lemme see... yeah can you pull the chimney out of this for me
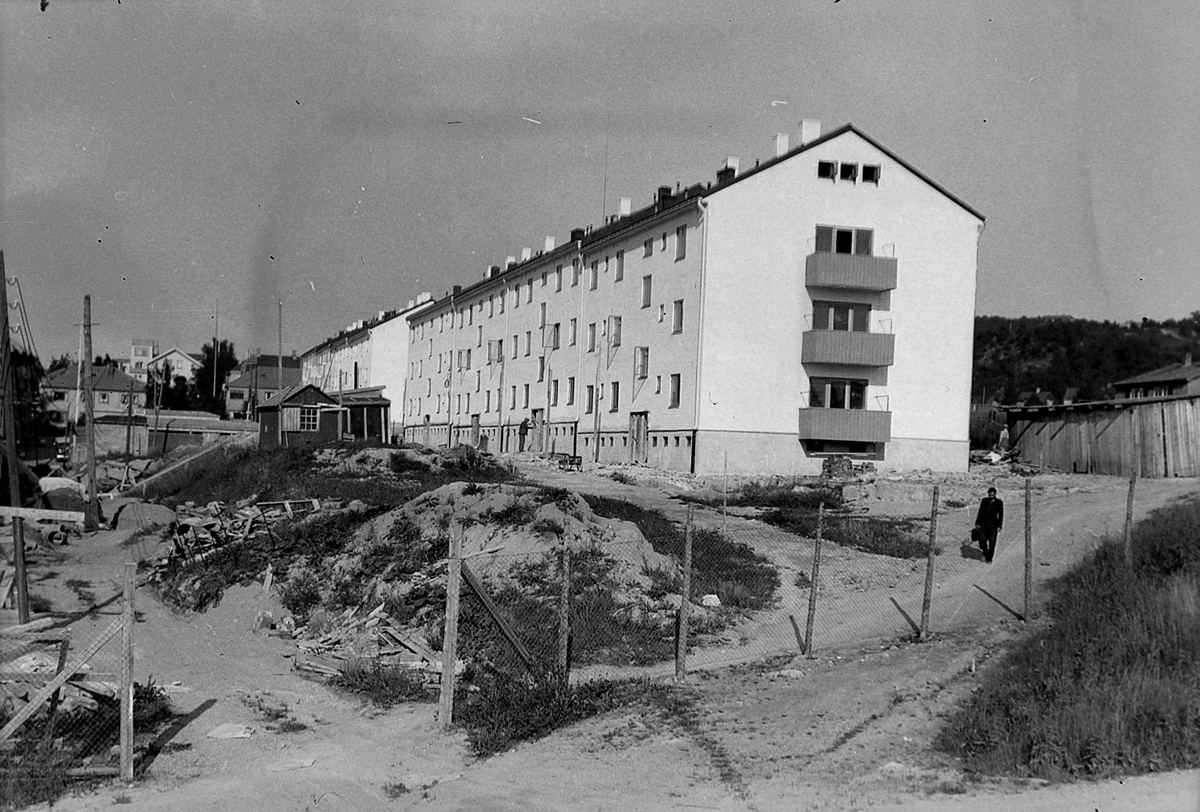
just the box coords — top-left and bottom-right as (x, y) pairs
(656, 185), (673, 207)
(799, 119), (822, 145)
(520, 246), (532, 262)
(416, 292), (432, 304)
(775, 133), (790, 157)
(505, 255), (517, 269)
(378, 310), (386, 320)
(569, 227), (585, 242)
(406, 299), (414, 309)
(544, 235), (556, 252)
(618, 197), (632, 217)
(717, 157), (739, 185)
(452, 285), (463, 296)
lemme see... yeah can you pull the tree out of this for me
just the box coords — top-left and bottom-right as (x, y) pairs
(9, 350), (51, 454)
(47, 354), (71, 375)
(193, 340), (239, 416)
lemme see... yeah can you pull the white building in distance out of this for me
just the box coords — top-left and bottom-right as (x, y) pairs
(401, 121), (984, 475)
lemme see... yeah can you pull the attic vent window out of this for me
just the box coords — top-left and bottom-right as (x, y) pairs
(839, 162), (858, 182)
(817, 160), (837, 180)
(862, 164), (881, 184)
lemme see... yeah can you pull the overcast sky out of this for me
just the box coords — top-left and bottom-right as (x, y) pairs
(2, 0), (1197, 364)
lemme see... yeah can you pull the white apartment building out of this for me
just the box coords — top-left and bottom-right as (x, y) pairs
(300, 295), (433, 439)
(401, 122), (984, 475)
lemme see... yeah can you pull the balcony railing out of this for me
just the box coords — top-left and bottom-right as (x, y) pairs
(805, 253), (898, 291)
(797, 408), (892, 443)
(801, 330), (895, 367)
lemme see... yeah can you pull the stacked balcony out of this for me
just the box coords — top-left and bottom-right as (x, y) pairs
(805, 252), (897, 291)
(796, 408), (892, 443)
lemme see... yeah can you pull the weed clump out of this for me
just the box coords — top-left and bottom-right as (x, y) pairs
(936, 499), (1200, 779)
(331, 660), (431, 706)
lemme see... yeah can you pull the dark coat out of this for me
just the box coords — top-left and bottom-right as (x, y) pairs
(975, 496), (1004, 531)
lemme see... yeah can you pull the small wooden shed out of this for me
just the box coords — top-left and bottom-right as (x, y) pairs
(257, 385), (341, 449)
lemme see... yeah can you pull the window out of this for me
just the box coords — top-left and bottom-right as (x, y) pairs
(457, 349), (471, 370)
(524, 331), (532, 356)
(571, 259), (580, 287)
(817, 160), (837, 180)
(485, 390), (492, 412)
(672, 299), (684, 333)
(549, 323), (561, 349)
(555, 266), (563, 291)
(468, 306), (474, 325)
(488, 339), (504, 364)
(300, 407), (319, 432)
(499, 293), (505, 314)
(585, 385), (595, 414)
(809, 377), (868, 410)
(526, 282), (533, 304)
(522, 384), (530, 408)
(589, 261), (598, 290)
(98, 392), (109, 404)
(643, 238), (653, 257)
(660, 232), (667, 251)
(641, 276), (653, 308)
(815, 226), (873, 256)
(669, 374), (681, 408)
(839, 162), (858, 182)
(511, 335), (519, 359)
(569, 318), (578, 346)
(539, 302), (546, 328)
(475, 371), (481, 392)
(567, 377), (576, 405)
(488, 296), (494, 317)
(538, 356), (546, 382)
(587, 323), (597, 353)
(609, 381), (620, 412)
(615, 250), (624, 281)
(477, 326), (483, 347)
(513, 287), (520, 309)
(551, 379), (559, 407)
(675, 225), (687, 260)
(862, 164), (881, 184)
(812, 301), (870, 332)
(541, 272), (547, 287)
(609, 316), (622, 347)
(511, 386), (517, 409)
(634, 346), (649, 379)
(456, 394), (462, 414)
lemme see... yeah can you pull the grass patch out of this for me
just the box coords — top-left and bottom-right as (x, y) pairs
(762, 509), (930, 559)
(935, 499), (1200, 779)
(582, 496), (779, 611)
(681, 480), (843, 511)
(330, 659), (432, 706)
(454, 669), (653, 757)
(65, 578), (96, 605)
(27, 594), (53, 614)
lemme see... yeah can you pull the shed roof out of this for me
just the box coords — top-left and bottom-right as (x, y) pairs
(1112, 362), (1200, 389)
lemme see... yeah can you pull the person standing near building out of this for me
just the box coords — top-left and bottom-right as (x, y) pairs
(518, 417), (529, 452)
(996, 425), (1010, 453)
(974, 486), (1004, 563)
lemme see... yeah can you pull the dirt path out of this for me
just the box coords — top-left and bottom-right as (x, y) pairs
(16, 466), (1200, 812)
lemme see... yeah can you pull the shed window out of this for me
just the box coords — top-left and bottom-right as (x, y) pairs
(300, 407), (319, 432)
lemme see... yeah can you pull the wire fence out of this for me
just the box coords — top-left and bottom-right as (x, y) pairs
(0, 565), (137, 807)
(438, 476), (1091, 707)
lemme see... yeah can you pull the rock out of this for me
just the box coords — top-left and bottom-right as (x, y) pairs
(700, 594), (721, 608)
(254, 611), (274, 630)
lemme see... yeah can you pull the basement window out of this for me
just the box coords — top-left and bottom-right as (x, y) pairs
(817, 161), (837, 180)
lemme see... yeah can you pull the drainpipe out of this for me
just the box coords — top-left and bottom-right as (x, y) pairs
(692, 196), (710, 475)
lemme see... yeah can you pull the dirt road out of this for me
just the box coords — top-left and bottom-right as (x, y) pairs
(18, 464), (1200, 812)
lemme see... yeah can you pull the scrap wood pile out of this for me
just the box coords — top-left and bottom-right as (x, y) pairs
(151, 498), (323, 571)
(0, 619), (116, 727)
(292, 602), (457, 686)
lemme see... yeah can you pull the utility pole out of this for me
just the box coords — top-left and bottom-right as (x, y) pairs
(82, 296), (98, 532)
(277, 299), (283, 446)
(212, 299), (219, 400)
(1, 254), (30, 622)
(123, 378), (134, 465)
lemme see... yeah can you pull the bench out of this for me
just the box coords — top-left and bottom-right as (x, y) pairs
(550, 453), (582, 472)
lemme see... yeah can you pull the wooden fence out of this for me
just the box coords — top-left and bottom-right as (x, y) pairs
(1008, 394), (1200, 478)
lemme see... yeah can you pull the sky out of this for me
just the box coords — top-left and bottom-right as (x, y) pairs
(1, 0), (1197, 365)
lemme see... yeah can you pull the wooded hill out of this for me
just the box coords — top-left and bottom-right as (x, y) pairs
(973, 313), (1200, 405)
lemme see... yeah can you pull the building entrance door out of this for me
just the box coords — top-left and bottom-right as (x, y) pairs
(530, 409), (544, 453)
(470, 414), (481, 448)
(630, 412), (649, 463)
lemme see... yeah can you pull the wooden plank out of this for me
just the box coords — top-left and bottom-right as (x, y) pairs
(0, 618), (55, 637)
(0, 615), (123, 743)
(0, 570), (11, 609)
(460, 561), (534, 671)
(0, 507), (85, 523)
(379, 626), (438, 663)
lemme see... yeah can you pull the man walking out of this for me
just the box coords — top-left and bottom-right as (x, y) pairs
(974, 486), (1004, 564)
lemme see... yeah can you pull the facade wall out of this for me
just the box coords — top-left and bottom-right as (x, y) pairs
(696, 131), (980, 474)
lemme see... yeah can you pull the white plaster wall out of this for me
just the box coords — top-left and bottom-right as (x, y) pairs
(698, 130), (981, 472)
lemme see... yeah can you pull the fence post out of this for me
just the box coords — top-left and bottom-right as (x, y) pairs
(1024, 477), (1032, 621)
(558, 541), (571, 674)
(722, 450), (728, 539)
(1123, 473), (1136, 568)
(804, 504), (824, 659)
(439, 524), (462, 730)
(119, 562), (136, 782)
(919, 485), (940, 642)
(675, 505), (694, 677)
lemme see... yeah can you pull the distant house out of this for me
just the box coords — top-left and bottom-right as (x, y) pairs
(224, 353), (303, 419)
(1015, 389), (1055, 408)
(148, 348), (203, 383)
(125, 337), (159, 384)
(256, 385), (340, 449)
(1112, 355), (1200, 400)
(44, 363), (146, 426)
(338, 386), (391, 443)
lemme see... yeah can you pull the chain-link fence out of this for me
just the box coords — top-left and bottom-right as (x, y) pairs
(437, 479), (1064, 697)
(0, 565), (137, 807)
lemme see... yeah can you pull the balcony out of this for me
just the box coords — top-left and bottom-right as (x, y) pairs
(801, 330), (895, 367)
(805, 253), (897, 291)
(797, 408), (892, 443)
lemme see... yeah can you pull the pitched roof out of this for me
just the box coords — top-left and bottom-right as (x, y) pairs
(1112, 362), (1200, 389)
(257, 384), (338, 410)
(45, 363), (141, 393)
(225, 366), (302, 392)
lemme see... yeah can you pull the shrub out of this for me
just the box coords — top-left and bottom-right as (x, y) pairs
(388, 452), (430, 475)
(486, 499), (537, 528)
(280, 569), (322, 617)
(762, 510), (929, 559)
(331, 659), (431, 706)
